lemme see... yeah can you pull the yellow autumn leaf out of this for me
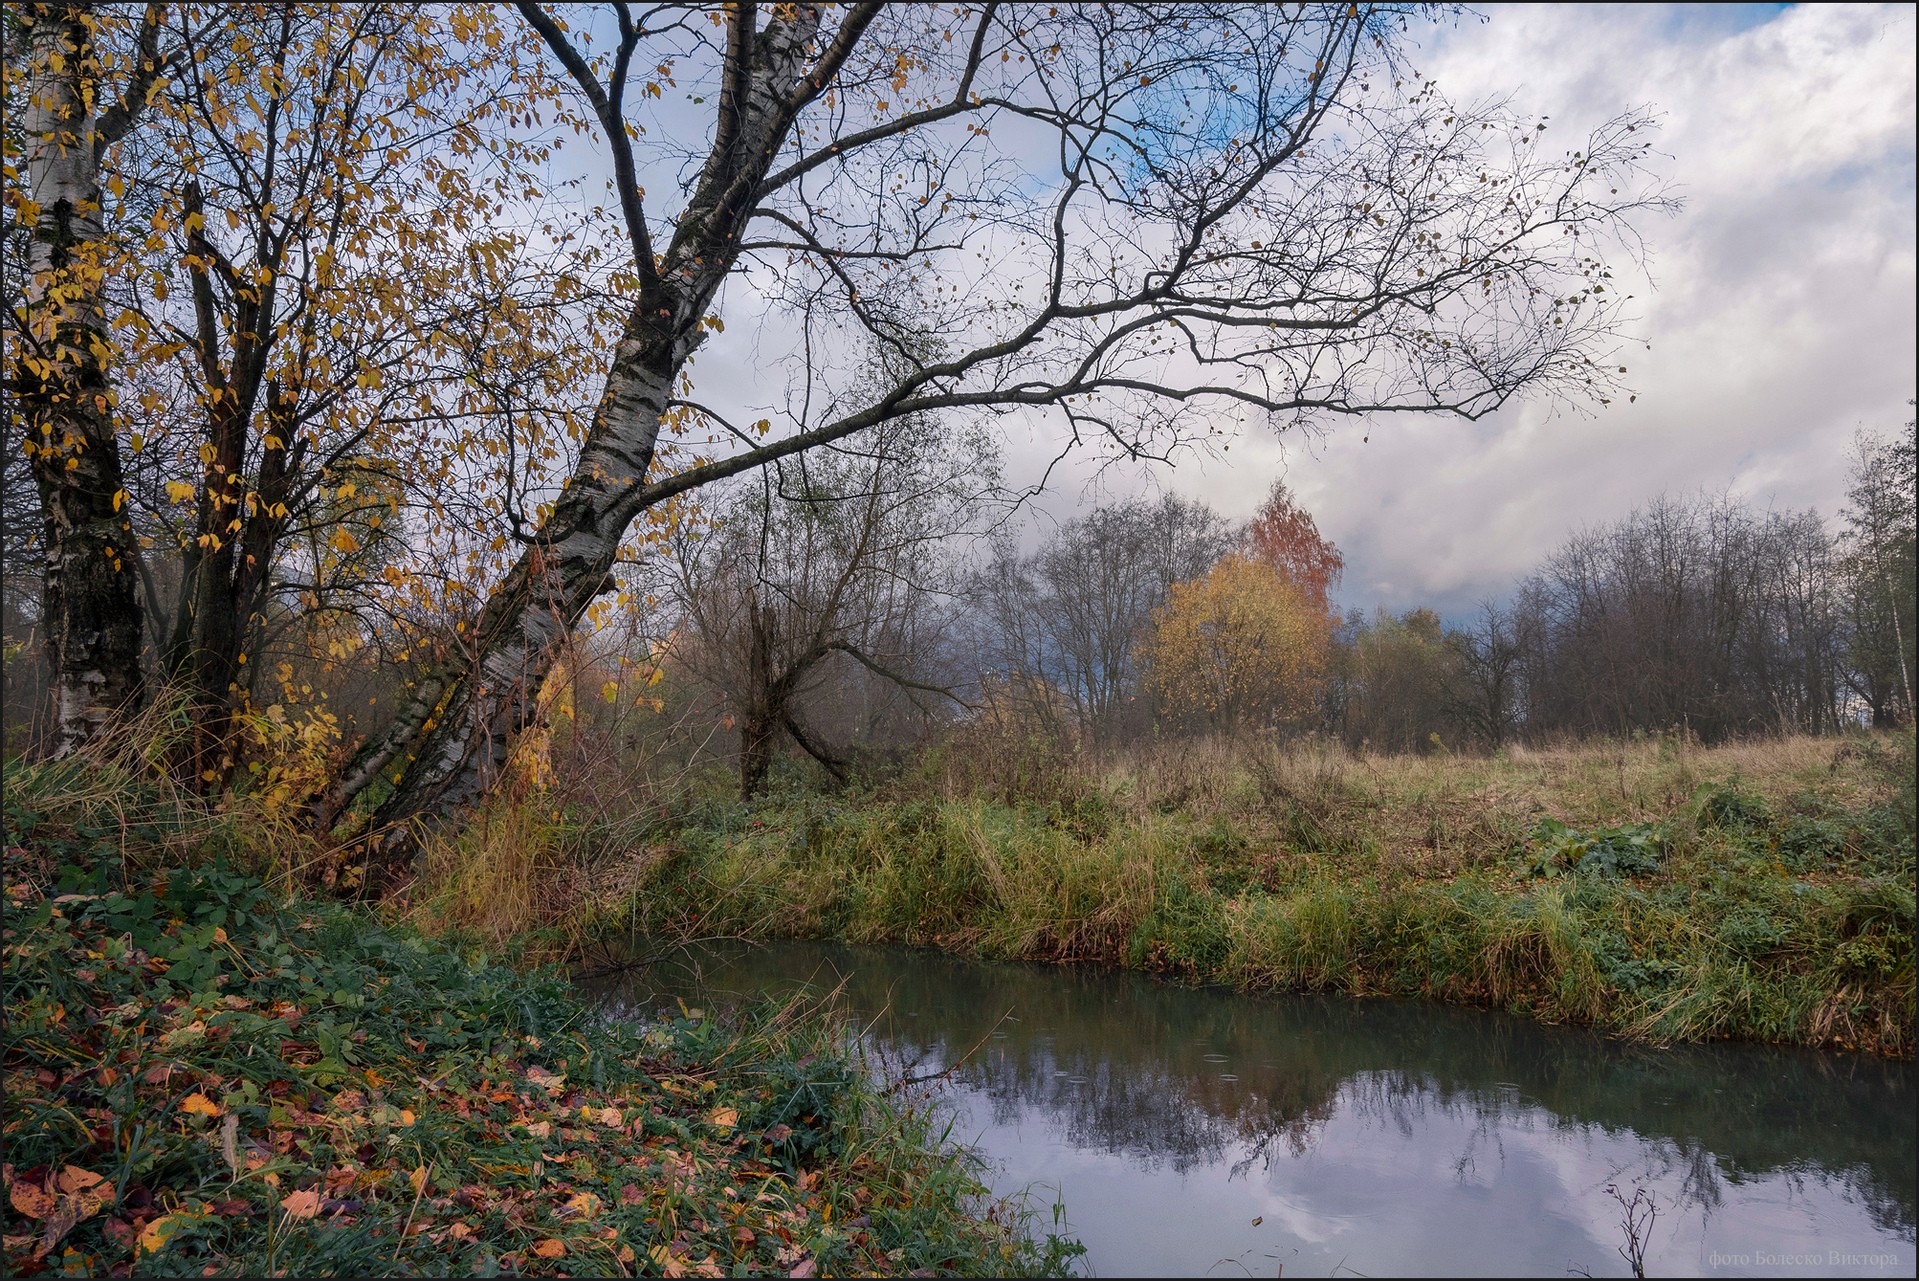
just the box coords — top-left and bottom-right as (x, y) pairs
(180, 1092), (223, 1117)
(601, 681), (620, 704)
(165, 481), (196, 503)
(331, 528), (360, 553)
(138, 1212), (189, 1255)
(56, 1166), (112, 1220)
(533, 1237), (567, 1258)
(562, 1190), (602, 1218)
(706, 1106), (738, 1132)
(408, 1165), (428, 1196)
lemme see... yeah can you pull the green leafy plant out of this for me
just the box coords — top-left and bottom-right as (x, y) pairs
(1525, 818), (1663, 879)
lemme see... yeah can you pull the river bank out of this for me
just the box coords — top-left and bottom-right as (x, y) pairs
(0, 764), (1083, 1278)
(568, 732), (1916, 1057)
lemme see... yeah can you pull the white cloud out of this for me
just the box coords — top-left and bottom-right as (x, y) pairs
(568, 5), (1913, 620)
(1122, 2), (1918, 619)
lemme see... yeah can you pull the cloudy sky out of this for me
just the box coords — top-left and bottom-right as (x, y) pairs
(1032, 2), (1917, 620)
(567, 3), (1914, 622)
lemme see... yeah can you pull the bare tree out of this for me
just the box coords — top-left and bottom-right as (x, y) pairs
(1839, 420), (1916, 726)
(342, 1), (1672, 857)
(1509, 491), (1847, 743)
(670, 409), (988, 797)
(972, 493), (1234, 738)
(1444, 600), (1522, 749)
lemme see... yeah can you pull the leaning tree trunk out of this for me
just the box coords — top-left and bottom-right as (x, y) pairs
(15, 3), (146, 756)
(339, 5), (832, 870)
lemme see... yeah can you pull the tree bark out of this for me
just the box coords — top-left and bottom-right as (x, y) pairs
(15, 4), (147, 756)
(347, 6), (830, 863)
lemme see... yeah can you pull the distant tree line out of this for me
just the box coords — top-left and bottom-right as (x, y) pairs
(951, 422), (1915, 761)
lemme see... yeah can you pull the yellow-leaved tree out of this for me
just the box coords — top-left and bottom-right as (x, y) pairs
(1143, 555), (1330, 736)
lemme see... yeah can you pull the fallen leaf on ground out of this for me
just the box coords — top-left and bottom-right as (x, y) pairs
(138, 1213), (189, 1255)
(279, 1188), (322, 1221)
(8, 1178), (55, 1221)
(533, 1237), (566, 1258)
(180, 1092), (222, 1118)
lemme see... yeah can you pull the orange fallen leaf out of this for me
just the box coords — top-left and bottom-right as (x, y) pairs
(56, 1166), (112, 1219)
(705, 1106), (738, 1132)
(180, 1092), (222, 1118)
(279, 1188), (322, 1221)
(7, 1177), (54, 1221)
(533, 1237), (566, 1258)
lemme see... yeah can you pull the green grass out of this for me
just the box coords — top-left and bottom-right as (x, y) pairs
(0, 767), (1084, 1278)
(573, 731), (1916, 1057)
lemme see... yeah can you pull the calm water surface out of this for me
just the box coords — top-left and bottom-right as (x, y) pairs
(582, 941), (1915, 1278)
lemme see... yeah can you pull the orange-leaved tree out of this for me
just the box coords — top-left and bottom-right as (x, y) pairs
(1143, 555), (1330, 735)
(1241, 479), (1343, 614)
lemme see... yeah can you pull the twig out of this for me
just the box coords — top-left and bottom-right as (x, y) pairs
(887, 1007), (1015, 1092)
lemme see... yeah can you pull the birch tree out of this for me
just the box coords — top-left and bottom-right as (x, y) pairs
(343, 1), (1674, 862)
(7, 2), (186, 755)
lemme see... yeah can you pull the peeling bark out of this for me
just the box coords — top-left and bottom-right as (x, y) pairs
(14, 4), (149, 756)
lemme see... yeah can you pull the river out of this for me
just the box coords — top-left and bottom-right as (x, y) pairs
(582, 941), (1915, 1278)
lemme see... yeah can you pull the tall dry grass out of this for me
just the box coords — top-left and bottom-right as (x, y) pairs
(569, 725), (1913, 1055)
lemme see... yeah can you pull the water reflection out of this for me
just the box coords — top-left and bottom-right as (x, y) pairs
(583, 941), (1915, 1277)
